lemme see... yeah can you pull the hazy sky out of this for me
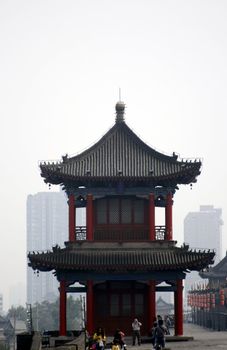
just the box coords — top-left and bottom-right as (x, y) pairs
(1, 0), (227, 311)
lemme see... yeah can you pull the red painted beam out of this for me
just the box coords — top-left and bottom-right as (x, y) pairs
(86, 280), (94, 335)
(69, 195), (75, 241)
(165, 192), (173, 240)
(59, 280), (67, 336)
(174, 279), (183, 336)
(86, 194), (93, 241)
(148, 280), (156, 328)
(149, 193), (155, 240)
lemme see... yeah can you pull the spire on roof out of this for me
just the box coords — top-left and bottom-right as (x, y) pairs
(115, 100), (125, 123)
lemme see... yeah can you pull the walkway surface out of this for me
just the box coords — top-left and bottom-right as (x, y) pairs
(124, 323), (227, 350)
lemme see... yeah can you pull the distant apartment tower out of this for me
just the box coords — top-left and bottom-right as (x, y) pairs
(27, 191), (68, 305)
(184, 205), (223, 296)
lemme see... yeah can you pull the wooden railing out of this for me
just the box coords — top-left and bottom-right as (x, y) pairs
(75, 225), (166, 241)
(94, 229), (149, 241)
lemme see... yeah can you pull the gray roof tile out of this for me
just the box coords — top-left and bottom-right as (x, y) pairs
(40, 121), (201, 186)
(28, 242), (214, 273)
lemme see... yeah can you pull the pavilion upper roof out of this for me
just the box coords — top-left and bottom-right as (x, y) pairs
(40, 102), (202, 187)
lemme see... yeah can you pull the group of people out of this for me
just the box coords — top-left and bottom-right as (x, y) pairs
(88, 315), (170, 350)
(88, 319), (140, 350)
(89, 327), (126, 350)
(91, 327), (107, 350)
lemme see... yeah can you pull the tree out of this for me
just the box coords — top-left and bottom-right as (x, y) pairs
(6, 296), (83, 332)
(31, 296), (83, 331)
(67, 295), (83, 330)
(33, 300), (58, 331)
(7, 305), (27, 321)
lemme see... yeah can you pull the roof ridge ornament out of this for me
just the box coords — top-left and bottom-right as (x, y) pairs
(115, 100), (126, 123)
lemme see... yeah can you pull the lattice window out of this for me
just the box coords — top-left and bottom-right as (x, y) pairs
(121, 199), (132, 223)
(96, 294), (108, 316)
(122, 294), (131, 316)
(96, 197), (145, 226)
(109, 198), (120, 224)
(135, 293), (144, 315)
(110, 294), (119, 316)
(134, 200), (144, 224)
(96, 199), (107, 224)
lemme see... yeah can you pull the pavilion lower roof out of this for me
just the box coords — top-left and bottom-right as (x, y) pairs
(200, 270), (226, 279)
(200, 254), (227, 279)
(28, 241), (214, 273)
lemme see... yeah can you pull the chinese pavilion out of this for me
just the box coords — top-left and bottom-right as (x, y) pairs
(28, 101), (214, 337)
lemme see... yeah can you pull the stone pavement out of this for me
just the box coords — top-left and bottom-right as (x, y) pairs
(50, 325), (227, 350)
(123, 323), (227, 350)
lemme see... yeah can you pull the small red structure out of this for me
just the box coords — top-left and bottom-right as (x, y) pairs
(28, 101), (214, 336)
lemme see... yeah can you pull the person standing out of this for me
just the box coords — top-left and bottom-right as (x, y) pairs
(150, 321), (157, 349)
(132, 318), (142, 346)
(165, 315), (171, 335)
(154, 319), (167, 349)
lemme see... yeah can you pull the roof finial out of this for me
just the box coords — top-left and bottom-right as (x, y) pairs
(115, 88), (125, 123)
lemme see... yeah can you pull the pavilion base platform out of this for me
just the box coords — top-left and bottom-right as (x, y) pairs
(165, 335), (194, 342)
(140, 335), (194, 343)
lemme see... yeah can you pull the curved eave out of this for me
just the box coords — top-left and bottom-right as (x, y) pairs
(28, 248), (214, 273)
(40, 164), (201, 186)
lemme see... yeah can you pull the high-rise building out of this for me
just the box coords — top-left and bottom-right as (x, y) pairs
(184, 205), (223, 297)
(26, 191), (68, 305)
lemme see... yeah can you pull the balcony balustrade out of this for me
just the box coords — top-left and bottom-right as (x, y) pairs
(75, 226), (87, 240)
(75, 225), (166, 241)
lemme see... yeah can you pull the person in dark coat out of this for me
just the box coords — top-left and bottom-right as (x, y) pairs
(113, 328), (126, 349)
(154, 319), (167, 349)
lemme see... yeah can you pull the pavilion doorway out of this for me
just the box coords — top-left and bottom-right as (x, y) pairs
(93, 281), (149, 335)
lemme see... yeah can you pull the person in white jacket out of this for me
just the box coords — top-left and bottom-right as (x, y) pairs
(132, 318), (142, 346)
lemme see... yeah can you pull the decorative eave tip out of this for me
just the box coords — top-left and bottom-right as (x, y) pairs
(115, 101), (125, 123)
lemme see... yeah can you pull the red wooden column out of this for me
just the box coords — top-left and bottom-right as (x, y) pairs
(86, 280), (94, 335)
(59, 280), (67, 336)
(149, 193), (155, 240)
(69, 194), (76, 241)
(148, 281), (156, 328)
(86, 194), (93, 241)
(174, 279), (183, 336)
(165, 192), (173, 240)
